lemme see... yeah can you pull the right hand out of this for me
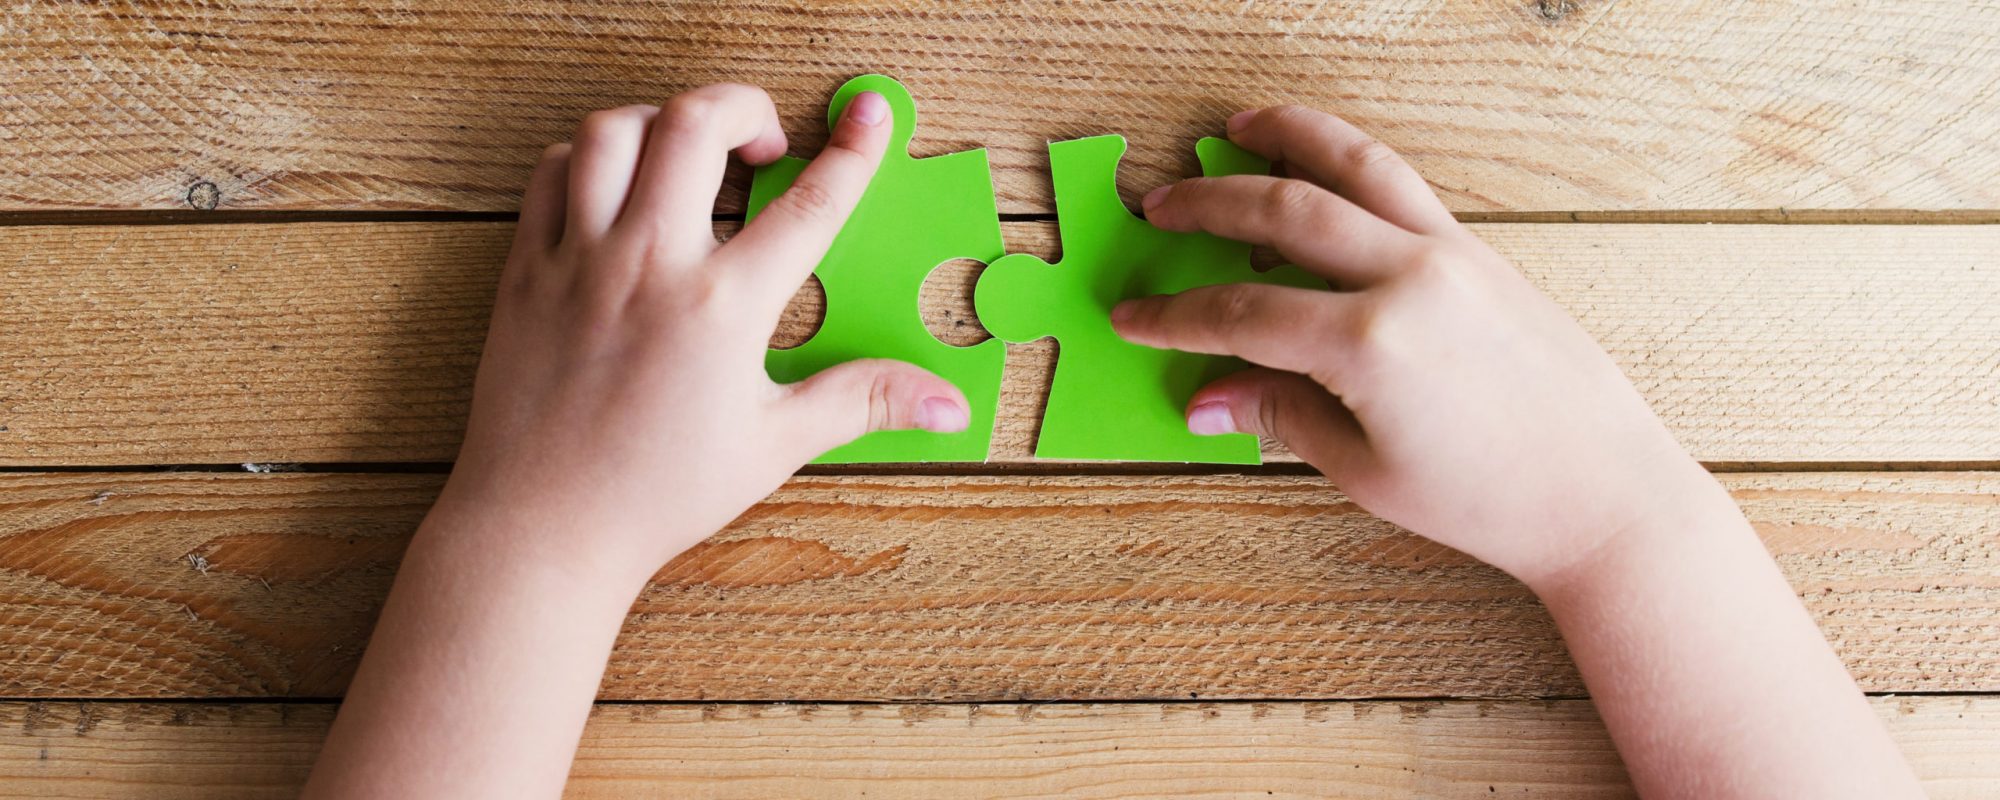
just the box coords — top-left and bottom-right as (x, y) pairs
(1111, 105), (1719, 587)
(444, 84), (966, 589)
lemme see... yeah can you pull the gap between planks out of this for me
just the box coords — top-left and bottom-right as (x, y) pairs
(1, 697), (1996, 799)
(0, 470), (1994, 701)
(2, 221), (1996, 466)
(7, 1), (2000, 213)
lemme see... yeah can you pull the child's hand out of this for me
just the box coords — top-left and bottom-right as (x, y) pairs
(1114, 108), (1923, 797)
(313, 92), (1920, 800)
(444, 84), (969, 586)
(309, 86), (984, 800)
(1112, 106), (1708, 588)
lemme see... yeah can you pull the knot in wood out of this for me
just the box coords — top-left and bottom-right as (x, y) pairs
(1536, 0), (1577, 21)
(186, 180), (221, 210)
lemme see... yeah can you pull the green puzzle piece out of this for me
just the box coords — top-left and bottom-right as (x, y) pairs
(749, 75), (1006, 463)
(974, 135), (1325, 463)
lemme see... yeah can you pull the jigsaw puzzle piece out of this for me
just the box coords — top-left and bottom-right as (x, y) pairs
(975, 135), (1324, 463)
(750, 75), (1007, 463)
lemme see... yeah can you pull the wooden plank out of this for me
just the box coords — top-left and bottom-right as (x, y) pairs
(3, 222), (1996, 466)
(2, 697), (1996, 799)
(5, 1), (1999, 213)
(0, 471), (1994, 701)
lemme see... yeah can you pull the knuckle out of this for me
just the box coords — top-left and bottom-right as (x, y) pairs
(1344, 137), (1403, 172)
(632, 271), (729, 326)
(1261, 179), (1325, 224)
(867, 368), (898, 432)
(1403, 241), (1457, 280)
(697, 82), (767, 109)
(1349, 300), (1389, 346)
(1257, 385), (1287, 439)
(575, 106), (650, 144)
(1312, 303), (1381, 388)
(659, 92), (722, 133)
(1330, 295), (1391, 355)
(671, 271), (727, 311)
(775, 179), (841, 224)
(1211, 284), (1262, 328)
(637, 234), (699, 270)
(579, 106), (640, 132)
(696, 283), (734, 320)
(1264, 104), (1318, 129)
(577, 109), (619, 133)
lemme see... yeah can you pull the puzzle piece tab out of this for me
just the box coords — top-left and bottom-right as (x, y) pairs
(973, 135), (1324, 463)
(750, 75), (1006, 463)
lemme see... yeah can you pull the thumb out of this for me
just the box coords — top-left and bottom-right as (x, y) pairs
(779, 358), (971, 457)
(1186, 367), (1370, 473)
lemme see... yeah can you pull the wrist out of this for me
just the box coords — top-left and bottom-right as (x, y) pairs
(1524, 470), (1755, 607)
(416, 481), (692, 599)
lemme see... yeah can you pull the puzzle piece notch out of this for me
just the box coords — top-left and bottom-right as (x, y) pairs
(750, 75), (1007, 464)
(974, 134), (1325, 464)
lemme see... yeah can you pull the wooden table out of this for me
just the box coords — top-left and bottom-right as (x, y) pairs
(3, 2), (1998, 796)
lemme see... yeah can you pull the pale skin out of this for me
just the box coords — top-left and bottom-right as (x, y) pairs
(302, 88), (1923, 799)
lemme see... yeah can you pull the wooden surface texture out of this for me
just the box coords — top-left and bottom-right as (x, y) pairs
(5, 0), (1999, 795)
(3, 222), (1996, 466)
(1, 697), (1996, 799)
(5, 1), (2000, 213)
(1, 470), (1994, 701)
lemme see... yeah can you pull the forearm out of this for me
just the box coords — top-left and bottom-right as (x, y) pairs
(1534, 473), (1921, 799)
(297, 82), (926, 798)
(303, 499), (659, 799)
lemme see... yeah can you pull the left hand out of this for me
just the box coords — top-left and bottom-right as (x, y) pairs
(1111, 104), (1704, 588)
(437, 84), (969, 588)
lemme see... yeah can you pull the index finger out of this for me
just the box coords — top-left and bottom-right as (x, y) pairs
(720, 90), (892, 295)
(1145, 174), (1423, 287)
(1227, 105), (1457, 236)
(1111, 282), (1362, 389)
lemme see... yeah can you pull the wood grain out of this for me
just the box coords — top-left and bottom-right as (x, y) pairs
(3, 222), (1996, 466)
(0, 470), (1994, 701)
(5, 1), (1999, 213)
(2, 697), (1996, 799)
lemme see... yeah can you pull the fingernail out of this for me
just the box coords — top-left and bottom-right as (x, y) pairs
(1141, 185), (1170, 212)
(1227, 109), (1256, 133)
(1188, 402), (1235, 436)
(848, 92), (888, 126)
(1110, 300), (1137, 323)
(917, 397), (969, 433)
